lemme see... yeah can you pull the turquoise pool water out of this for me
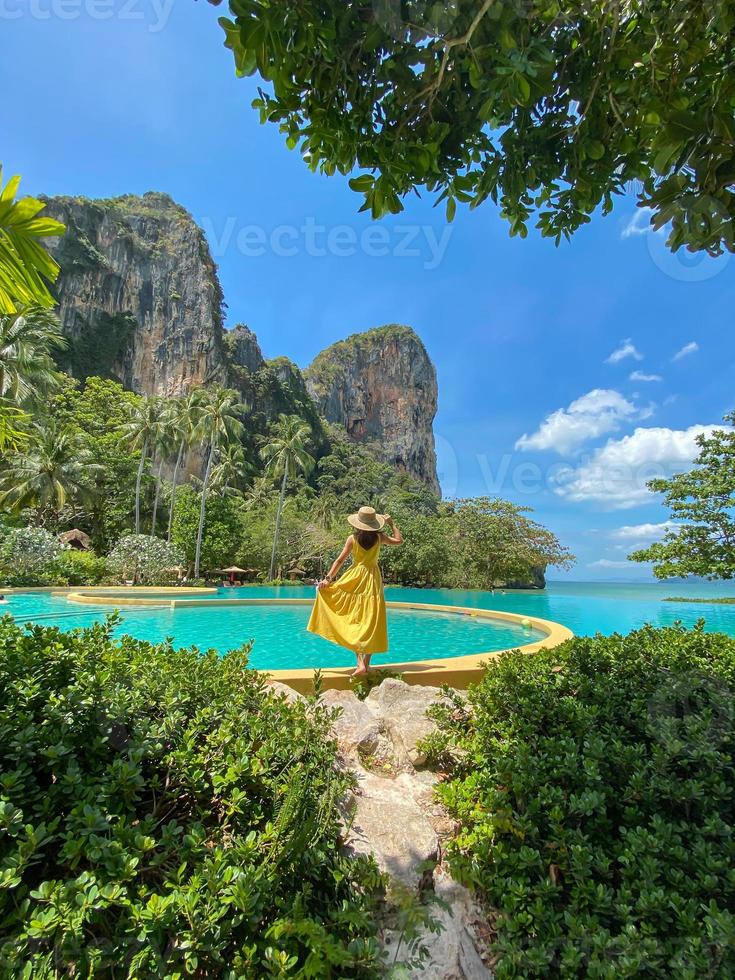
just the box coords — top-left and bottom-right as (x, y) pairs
(5, 579), (735, 670)
(2, 591), (544, 670)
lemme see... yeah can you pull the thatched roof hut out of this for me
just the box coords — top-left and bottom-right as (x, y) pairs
(58, 529), (92, 551)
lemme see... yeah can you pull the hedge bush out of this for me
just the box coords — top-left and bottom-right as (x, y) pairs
(0, 616), (384, 977)
(425, 625), (735, 978)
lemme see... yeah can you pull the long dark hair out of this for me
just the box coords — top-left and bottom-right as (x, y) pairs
(354, 529), (379, 550)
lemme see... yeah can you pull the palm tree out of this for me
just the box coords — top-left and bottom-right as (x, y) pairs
(243, 475), (276, 512)
(166, 389), (204, 544)
(260, 414), (314, 580)
(150, 404), (176, 535)
(193, 387), (246, 578)
(119, 396), (164, 535)
(0, 306), (66, 404)
(209, 443), (249, 496)
(0, 420), (102, 523)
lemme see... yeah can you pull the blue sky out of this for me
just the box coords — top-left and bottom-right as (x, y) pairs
(4, 2), (734, 580)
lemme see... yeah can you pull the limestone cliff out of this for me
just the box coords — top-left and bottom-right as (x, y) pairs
(44, 193), (227, 395)
(44, 194), (440, 491)
(305, 325), (439, 494)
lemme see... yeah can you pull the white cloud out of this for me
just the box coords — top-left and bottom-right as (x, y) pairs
(672, 341), (699, 362)
(606, 339), (643, 364)
(621, 208), (654, 239)
(610, 521), (680, 544)
(588, 558), (637, 569)
(552, 424), (723, 509)
(630, 371), (662, 383)
(515, 389), (638, 455)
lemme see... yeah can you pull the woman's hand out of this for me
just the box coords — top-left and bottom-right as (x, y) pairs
(316, 578), (331, 590)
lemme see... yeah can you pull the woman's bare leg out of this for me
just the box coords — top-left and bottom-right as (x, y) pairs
(352, 648), (368, 676)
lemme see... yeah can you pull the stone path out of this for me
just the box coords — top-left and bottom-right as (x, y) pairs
(269, 679), (493, 978)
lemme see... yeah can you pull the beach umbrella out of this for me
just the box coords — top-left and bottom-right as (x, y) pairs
(221, 565), (247, 584)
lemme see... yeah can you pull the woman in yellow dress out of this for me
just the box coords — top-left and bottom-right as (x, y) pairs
(307, 506), (403, 676)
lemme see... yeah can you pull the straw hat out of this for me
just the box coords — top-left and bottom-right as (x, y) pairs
(347, 506), (388, 531)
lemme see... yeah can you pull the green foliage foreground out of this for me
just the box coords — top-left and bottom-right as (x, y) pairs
(425, 625), (735, 978)
(0, 617), (385, 977)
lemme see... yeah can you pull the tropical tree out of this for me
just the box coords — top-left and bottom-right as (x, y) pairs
(243, 475), (276, 512)
(218, 1), (734, 255)
(167, 389), (204, 544)
(0, 399), (28, 454)
(150, 404), (176, 536)
(0, 168), (65, 312)
(259, 414), (314, 580)
(119, 396), (164, 535)
(209, 443), (249, 496)
(193, 387), (246, 578)
(630, 414), (735, 579)
(0, 306), (66, 404)
(0, 421), (102, 525)
(107, 534), (185, 585)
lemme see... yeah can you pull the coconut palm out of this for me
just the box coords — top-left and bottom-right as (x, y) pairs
(0, 420), (102, 523)
(166, 389), (204, 544)
(193, 387), (246, 578)
(119, 396), (164, 535)
(243, 475), (276, 512)
(260, 414), (314, 580)
(0, 306), (66, 404)
(150, 404), (177, 536)
(209, 443), (249, 496)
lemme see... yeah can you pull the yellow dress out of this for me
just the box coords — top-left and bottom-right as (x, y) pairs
(307, 536), (388, 654)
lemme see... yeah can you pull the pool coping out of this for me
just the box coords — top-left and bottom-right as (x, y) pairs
(16, 589), (573, 692)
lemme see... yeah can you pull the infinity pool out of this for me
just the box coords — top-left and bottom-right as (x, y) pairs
(3, 590), (544, 670)
(6, 580), (735, 671)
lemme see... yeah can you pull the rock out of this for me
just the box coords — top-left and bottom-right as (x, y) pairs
(319, 689), (381, 755)
(44, 197), (439, 488)
(305, 324), (439, 492)
(366, 679), (444, 767)
(265, 681), (304, 704)
(383, 867), (493, 979)
(344, 769), (439, 892)
(44, 193), (228, 396)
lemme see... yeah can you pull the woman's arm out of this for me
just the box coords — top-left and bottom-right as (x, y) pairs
(317, 536), (354, 588)
(380, 515), (403, 546)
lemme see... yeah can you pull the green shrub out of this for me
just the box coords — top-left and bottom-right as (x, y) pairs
(0, 617), (384, 976)
(50, 550), (109, 586)
(428, 625), (735, 978)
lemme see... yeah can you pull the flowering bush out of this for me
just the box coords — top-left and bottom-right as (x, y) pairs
(107, 535), (184, 585)
(0, 526), (61, 578)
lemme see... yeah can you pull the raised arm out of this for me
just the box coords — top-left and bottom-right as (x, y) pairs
(380, 515), (403, 546)
(318, 536), (354, 588)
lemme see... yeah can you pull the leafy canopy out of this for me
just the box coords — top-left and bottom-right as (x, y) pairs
(630, 413), (735, 579)
(218, 0), (735, 253)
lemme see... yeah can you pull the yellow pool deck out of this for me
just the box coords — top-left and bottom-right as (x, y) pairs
(41, 588), (574, 692)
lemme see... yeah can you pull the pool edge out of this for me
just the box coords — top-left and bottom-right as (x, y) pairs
(7, 589), (573, 691)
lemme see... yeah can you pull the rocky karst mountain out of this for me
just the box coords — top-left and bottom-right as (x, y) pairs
(43, 192), (439, 490)
(305, 326), (439, 495)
